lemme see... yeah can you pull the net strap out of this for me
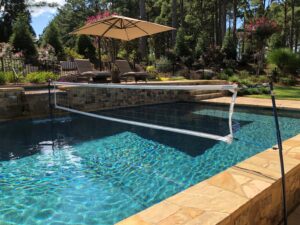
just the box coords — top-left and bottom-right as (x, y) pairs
(53, 82), (238, 92)
(52, 82), (238, 144)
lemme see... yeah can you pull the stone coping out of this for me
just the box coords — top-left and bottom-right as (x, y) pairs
(116, 134), (300, 225)
(203, 97), (300, 111)
(0, 87), (24, 92)
(136, 80), (227, 85)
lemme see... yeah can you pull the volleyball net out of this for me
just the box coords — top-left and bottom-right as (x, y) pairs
(51, 82), (238, 144)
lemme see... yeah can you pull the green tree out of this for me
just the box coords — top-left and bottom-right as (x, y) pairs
(174, 28), (190, 57)
(76, 35), (96, 63)
(222, 30), (237, 60)
(10, 14), (37, 63)
(0, 0), (34, 42)
(42, 22), (65, 59)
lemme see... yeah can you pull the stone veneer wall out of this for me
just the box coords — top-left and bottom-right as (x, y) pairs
(0, 80), (227, 120)
(58, 86), (189, 112)
(0, 88), (24, 119)
(0, 85), (203, 120)
(116, 135), (300, 225)
(0, 88), (53, 120)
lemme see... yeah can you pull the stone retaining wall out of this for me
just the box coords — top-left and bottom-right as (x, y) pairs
(0, 81), (227, 120)
(0, 88), (24, 119)
(58, 86), (189, 112)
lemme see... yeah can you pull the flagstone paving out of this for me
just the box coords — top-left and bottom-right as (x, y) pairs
(116, 134), (300, 225)
(203, 97), (300, 110)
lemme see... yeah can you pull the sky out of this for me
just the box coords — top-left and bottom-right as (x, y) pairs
(30, 0), (65, 37)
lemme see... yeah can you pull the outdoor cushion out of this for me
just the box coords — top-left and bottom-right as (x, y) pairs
(82, 71), (111, 77)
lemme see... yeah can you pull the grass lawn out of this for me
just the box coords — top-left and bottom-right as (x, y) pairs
(247, 86), (300, 101)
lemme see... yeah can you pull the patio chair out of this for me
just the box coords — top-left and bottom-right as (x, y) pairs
(75, 59), (111, 83)
(114, 60), (148, 83)
(60, 61), (77, 76)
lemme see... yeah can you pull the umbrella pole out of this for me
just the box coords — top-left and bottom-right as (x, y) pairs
(98, 36), (102, 70)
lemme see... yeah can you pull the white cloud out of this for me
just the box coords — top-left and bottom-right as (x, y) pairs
(30, 0), (66, 18)
(38, 0), (65, 5)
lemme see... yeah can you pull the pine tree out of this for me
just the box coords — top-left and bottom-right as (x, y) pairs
(10, 14), (37, 63)
(0, 0), (34, 42)
(222, 30), (237, 60)
(42, 22), (65, 59)
(174, 28), (189, 57)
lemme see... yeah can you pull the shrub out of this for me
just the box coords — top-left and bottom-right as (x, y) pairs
(223, 68), (234, 76)
(64, 47), (83, 60)
(228, 75), (240, 83)
(267, 48), (300, 74)
(156, 56), (173, 73)
(217, 72), (229, 80)
(146, 65), (158, 79)
(0, 72), (6, 85)
(278, 76), (296, 86)
(177, 68), (189, 78)
(255, 75), (269, 83)
(239, 87), (269, 96)
(4, 72), (16, 83)
(239, 70), (250, 78)
(146, 65), (156, 74)
(0, 72), (19, 84)
(26, 72), (58, 83)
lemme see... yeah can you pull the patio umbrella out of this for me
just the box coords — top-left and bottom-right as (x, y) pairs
(71, 15), (175, 69)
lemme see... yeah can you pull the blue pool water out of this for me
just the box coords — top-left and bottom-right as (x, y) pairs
(0, 102), (300, 225)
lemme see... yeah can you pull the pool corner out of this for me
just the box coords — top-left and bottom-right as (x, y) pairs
(116, 134), (300, 225)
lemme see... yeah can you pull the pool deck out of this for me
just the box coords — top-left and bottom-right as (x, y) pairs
(203, 97), (300, 110)
(116, 134), (300, 225)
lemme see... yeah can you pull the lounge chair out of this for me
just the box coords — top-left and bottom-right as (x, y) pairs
(115, 60), (148, 83)
(60, 61), (77, 76)
(75, 59), (111, 83)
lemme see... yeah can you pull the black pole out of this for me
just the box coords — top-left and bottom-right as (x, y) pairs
(48, 79), (55, 150)
(98, 37), (102, 70)
(48, 79), (53, 119)
(269, 71), (288, 225)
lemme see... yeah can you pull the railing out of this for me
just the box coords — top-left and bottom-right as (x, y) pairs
(0, 57), (60, 75)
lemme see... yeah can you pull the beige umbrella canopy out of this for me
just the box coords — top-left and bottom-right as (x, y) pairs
(71, 15), (175, 41)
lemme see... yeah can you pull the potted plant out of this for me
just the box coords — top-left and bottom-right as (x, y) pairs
(111, 63), (120, 83)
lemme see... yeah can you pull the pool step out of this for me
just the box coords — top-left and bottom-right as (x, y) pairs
(188, 92), (224, 102)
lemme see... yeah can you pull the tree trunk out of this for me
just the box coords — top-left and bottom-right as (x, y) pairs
(295, 25), (299, 53)
(283, 0), (288, 46)
(233, 0), (237, 34)
(219, 0), (228, 44)
(139, 0), (147, 61)
(180, 0), (184, 27)
(171, 0), (178, 45)
(289, 0), (295, 51)
(214, 0), (219, 45)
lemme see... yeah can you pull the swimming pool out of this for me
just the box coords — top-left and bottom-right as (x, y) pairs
(0, 102), (300, 225)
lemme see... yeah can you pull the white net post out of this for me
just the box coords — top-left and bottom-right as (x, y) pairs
(227, 88), (238, 143)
